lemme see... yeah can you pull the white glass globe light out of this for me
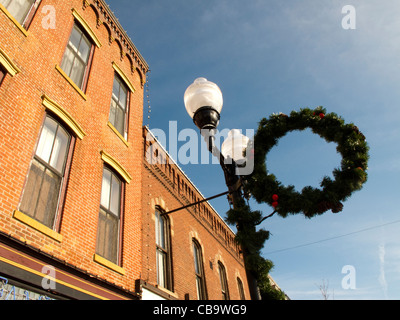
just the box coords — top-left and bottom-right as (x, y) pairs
(221, 129), (250, 163)
(184, 78), (223, 119)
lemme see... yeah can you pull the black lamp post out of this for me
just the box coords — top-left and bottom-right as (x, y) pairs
(184, 78), (260, 300)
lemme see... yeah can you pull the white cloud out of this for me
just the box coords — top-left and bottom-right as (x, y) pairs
(378, 243), (388, 299)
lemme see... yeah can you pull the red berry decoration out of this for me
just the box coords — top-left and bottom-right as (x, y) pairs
(272, 202), (279, 209)
(319, 113), (325, 119)
(272, 194), (279, 201)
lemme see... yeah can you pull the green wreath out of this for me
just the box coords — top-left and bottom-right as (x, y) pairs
(247, 107), (369, 218)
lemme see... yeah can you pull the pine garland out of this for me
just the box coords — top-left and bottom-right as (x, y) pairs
(226, 198), (286, 300)
(225, 107), (369, 300)
(247, 107), (370, 218)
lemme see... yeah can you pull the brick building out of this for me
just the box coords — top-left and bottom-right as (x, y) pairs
(141, 128), (250, 300)
(0, 0), (251, 300)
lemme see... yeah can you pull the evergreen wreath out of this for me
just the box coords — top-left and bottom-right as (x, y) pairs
(247, 107), (369, 218)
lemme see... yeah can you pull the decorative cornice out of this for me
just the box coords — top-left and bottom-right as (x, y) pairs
(85, 0), (149, 75)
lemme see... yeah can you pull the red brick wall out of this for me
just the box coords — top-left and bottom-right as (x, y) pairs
(0, 0), (250, 300)
(0, 0), (147, 292)
(142, 128), (251, 300)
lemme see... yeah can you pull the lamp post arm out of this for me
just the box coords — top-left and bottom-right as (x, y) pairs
(201, 130), (242, 205)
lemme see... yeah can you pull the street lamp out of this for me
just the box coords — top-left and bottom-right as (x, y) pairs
(184, 77), (242, 202)
(221, 129), (250, 167)
(184, 77), (223, 130)
(184, 77), (260, 300)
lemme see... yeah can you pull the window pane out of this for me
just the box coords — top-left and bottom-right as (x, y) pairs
(20, 160), (61, 228)
(60, 48), (75, 77)
(196, 277), (202, 300)
(35, 168), (62, 228)
(100, 169), (111, 209)
(119, 85), (127, 110)
(193, 244), (200, 275)
(49, 125), (70, 173)
(36, 117), (57, 163)
(109, 174), (121, 216)
(77, 33), (91, 63)
(0, 0), (12, 8)
(219, 263), (229, 300)
(105, 213), (119, 263)
(156, 216), (165, 249)
(109, 99), (117, 126)
(20, 159), (45, 217)
(96, 208), (119, 264)
(115, 107), (125, 136)
(69, 25), (82, 53)
(68, 58), (85, 88)
(237, 278), (245, 300)
(155, 211), (159, 245)
(157, 250), (166, 288)
(96, 208), (106, 256)
(1, 0), (34, 24)
(112, 78), (120, 99)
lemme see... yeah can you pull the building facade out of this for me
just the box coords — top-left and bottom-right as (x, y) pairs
(141, 128), (250, 300)
(0, 0), (251, 300)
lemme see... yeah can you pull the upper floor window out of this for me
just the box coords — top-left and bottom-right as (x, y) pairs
(0, 0), (40, 28)
(193, 239), (207, 300)
(96, 167), (124, 265)
(218, 261), (230, 300)
(60, 23), (94, 91)
(109, 74), (129, 139)
(19, 115), (75, 229)
(237, 277), (245, 300)
(155, 209), (173, 291)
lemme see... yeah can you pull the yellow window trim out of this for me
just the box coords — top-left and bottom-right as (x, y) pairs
(72, 8), (102, 48)
(101, 150), (132, 184)
(0, 48), (21, 76)
(13, 210), (63, 243)
(42, 94), (86, 140)
(0, 3), (28, 37)
(107, 121), (130, 147)
(112, 62), (136, 93)
(55, 64), (88, 101)
(93, 254), (125, 275)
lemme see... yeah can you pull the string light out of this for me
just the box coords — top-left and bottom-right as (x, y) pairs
(145, 70), (152, 128)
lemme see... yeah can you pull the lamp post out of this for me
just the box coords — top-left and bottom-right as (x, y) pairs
(184, 78), (260, 300)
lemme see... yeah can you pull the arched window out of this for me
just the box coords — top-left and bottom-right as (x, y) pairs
(237, 277), (245, 300)
(218, 261), (230, 300)
(19, 115), (75, 230)
(192, 239), (207, 300)
(155, 209), (173, 291)
(96, 167), (124, 265)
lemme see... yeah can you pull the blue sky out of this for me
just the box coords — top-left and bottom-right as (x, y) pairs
(107, 0), (400, 299)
